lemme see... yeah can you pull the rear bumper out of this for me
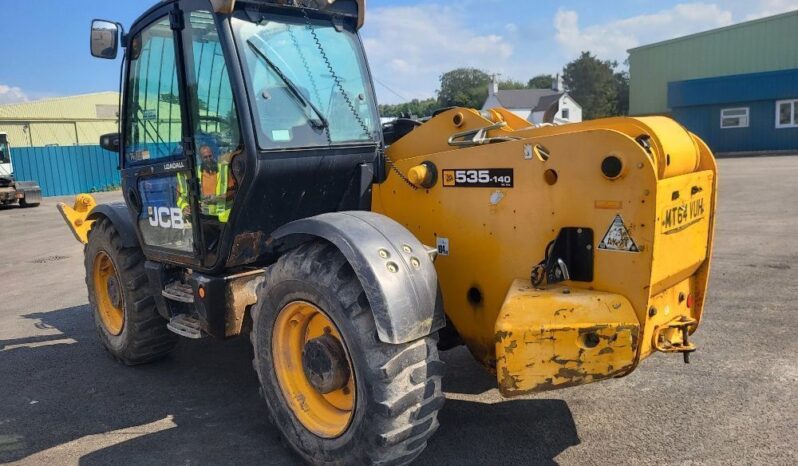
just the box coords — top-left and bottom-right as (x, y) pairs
(495, 277), (700, 397)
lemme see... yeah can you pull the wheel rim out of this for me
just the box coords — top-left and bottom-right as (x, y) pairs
(92, 251), (124, 336)
(272, 301), (355, 438)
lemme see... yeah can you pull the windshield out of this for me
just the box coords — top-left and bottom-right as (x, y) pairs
(0, 141), (9, 164)
(232, 12), (379, 149)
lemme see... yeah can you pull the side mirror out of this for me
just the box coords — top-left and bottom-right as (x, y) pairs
(100, 133), (120, 153)
(91, 20), (120, 59)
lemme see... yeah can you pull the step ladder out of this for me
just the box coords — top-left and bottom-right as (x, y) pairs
(162, 281), (194, 303)
(162, 281), (204, 339)
(167, 314), (205, 339)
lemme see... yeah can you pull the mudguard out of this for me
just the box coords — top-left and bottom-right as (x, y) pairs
(88, 202), (139, 248)
(270, 211), (445, 344)
(15, 181), (42, 204)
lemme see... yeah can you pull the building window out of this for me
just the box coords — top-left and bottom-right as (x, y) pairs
(776, 99), (798, 128)
(720, 107), (749, 128)
(561, 108), (570, 119)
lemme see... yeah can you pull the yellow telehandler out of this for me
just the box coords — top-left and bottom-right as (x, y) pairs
(60, 1), (716, 464)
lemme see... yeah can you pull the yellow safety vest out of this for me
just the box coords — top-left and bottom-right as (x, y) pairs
(176, 163), (233, 223)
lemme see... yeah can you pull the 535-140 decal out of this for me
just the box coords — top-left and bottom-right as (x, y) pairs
(442, 168), (514, 188)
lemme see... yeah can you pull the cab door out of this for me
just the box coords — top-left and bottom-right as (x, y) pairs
(121, 6), (200, 264)
(178, 0), (245, 268)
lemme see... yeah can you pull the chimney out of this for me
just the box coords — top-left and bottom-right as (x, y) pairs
(553, 73), (564, 92)
(489, 75), (499, 95)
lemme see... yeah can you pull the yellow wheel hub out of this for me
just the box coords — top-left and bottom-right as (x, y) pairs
(272, 301), (355, 438)
(92, 251), (124, 335)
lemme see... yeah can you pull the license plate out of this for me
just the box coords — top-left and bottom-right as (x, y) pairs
(661, 195), (707, 234)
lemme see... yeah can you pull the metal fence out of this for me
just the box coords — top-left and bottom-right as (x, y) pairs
(11, 145), (120, 197)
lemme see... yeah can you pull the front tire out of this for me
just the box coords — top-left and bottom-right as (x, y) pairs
(251, 241), (444, 466)
(85, 217), (177, 365)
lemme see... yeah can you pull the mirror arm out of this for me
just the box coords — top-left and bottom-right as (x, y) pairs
(116, 22), (128, 48)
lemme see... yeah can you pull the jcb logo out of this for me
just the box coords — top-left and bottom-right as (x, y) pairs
(148, 206), (186, 230)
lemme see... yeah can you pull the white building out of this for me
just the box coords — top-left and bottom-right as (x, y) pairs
(482, 76), (582, 125)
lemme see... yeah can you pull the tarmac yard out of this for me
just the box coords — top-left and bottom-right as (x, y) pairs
(0, 156), (796, 465)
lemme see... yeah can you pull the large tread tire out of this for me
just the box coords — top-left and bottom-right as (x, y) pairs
(251, 240), (444, 466)
(85, 217), (177, 365)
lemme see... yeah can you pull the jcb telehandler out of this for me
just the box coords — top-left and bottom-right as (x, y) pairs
(60, 1), (717, 464)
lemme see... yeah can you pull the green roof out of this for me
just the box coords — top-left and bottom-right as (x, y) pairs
(628, 10), (798, 115)
(628, 9), (798, 52)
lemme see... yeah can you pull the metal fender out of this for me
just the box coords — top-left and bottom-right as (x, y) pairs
(269, 211), (445, 344)
(88, 202), (139, 248)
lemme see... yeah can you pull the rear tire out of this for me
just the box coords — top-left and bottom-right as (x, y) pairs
(85, 217), (177, 365)
(251, 241), (444, 466)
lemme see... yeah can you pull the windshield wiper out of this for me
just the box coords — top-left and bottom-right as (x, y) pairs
(246, 40), (329, 130)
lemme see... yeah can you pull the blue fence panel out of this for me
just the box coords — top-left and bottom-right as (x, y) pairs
(11, 145), (121, 197)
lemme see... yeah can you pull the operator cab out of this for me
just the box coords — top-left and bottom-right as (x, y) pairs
(91, 0), (381, 272)
(0, 133), (11, 177)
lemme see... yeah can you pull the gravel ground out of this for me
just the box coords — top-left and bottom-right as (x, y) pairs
(0, 156), (796, 465)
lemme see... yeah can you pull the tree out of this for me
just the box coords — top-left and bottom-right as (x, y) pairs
(562, 52), (618, 120)
(437, 68), (491, 110)
(613, 70), (630, 116)
(159, 92), (180, 104)
(498, 79), (528, 90)
(379, 98), (438, 118)
(528, 74), (555, 89)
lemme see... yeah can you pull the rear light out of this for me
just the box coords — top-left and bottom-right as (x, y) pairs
(686, 293), (694, 308)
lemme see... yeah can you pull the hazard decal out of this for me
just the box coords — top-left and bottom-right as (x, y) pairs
(598, 214), (639, 252)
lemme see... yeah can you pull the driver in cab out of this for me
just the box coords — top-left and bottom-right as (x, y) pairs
(177, 144), (236, 224)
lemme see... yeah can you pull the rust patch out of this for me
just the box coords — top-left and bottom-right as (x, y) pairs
(599, 347), (614, 355)
(499, 367), (520, 391)
(554, 307), (574, 317)
(495, 330), (512, 342)
(224, 271), (265, 337)
(504, 340), (518, 355)
(227, 231), (266, 267)
(556, 367), (587, 379)
(551, 354), (582, 365)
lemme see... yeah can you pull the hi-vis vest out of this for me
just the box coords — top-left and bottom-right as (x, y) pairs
(176, 163), (232, 223)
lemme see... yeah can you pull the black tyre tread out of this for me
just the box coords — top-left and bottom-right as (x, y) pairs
(85, 217), (177, 365)
(250, 240), (444, 466)
(379, 340), (428, 380)
(376, 412), (438, 447)
(371, 444), (428, 466)
(374, 379), (438, 418)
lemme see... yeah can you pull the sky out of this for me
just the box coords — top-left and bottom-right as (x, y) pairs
(0, 0), (796, 105)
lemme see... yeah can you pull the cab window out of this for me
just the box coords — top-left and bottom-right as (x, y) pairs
(233, 12), (379, 149)
(124, 17), (184, 163)
(183, 9), (243, 258)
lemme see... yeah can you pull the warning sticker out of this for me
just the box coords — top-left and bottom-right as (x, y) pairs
(436, 237), (450, 256)
(598, 214), (639, 252)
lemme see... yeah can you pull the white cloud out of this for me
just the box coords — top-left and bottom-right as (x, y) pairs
(362, 5), (514, 104)
(554, 3), (734, 62)
(742, 0), (798, 19)
(0, 84), (28, 104)
(359, 0), (797, 104)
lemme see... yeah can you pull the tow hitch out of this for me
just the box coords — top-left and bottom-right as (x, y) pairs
(653, 316), (697, 363)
